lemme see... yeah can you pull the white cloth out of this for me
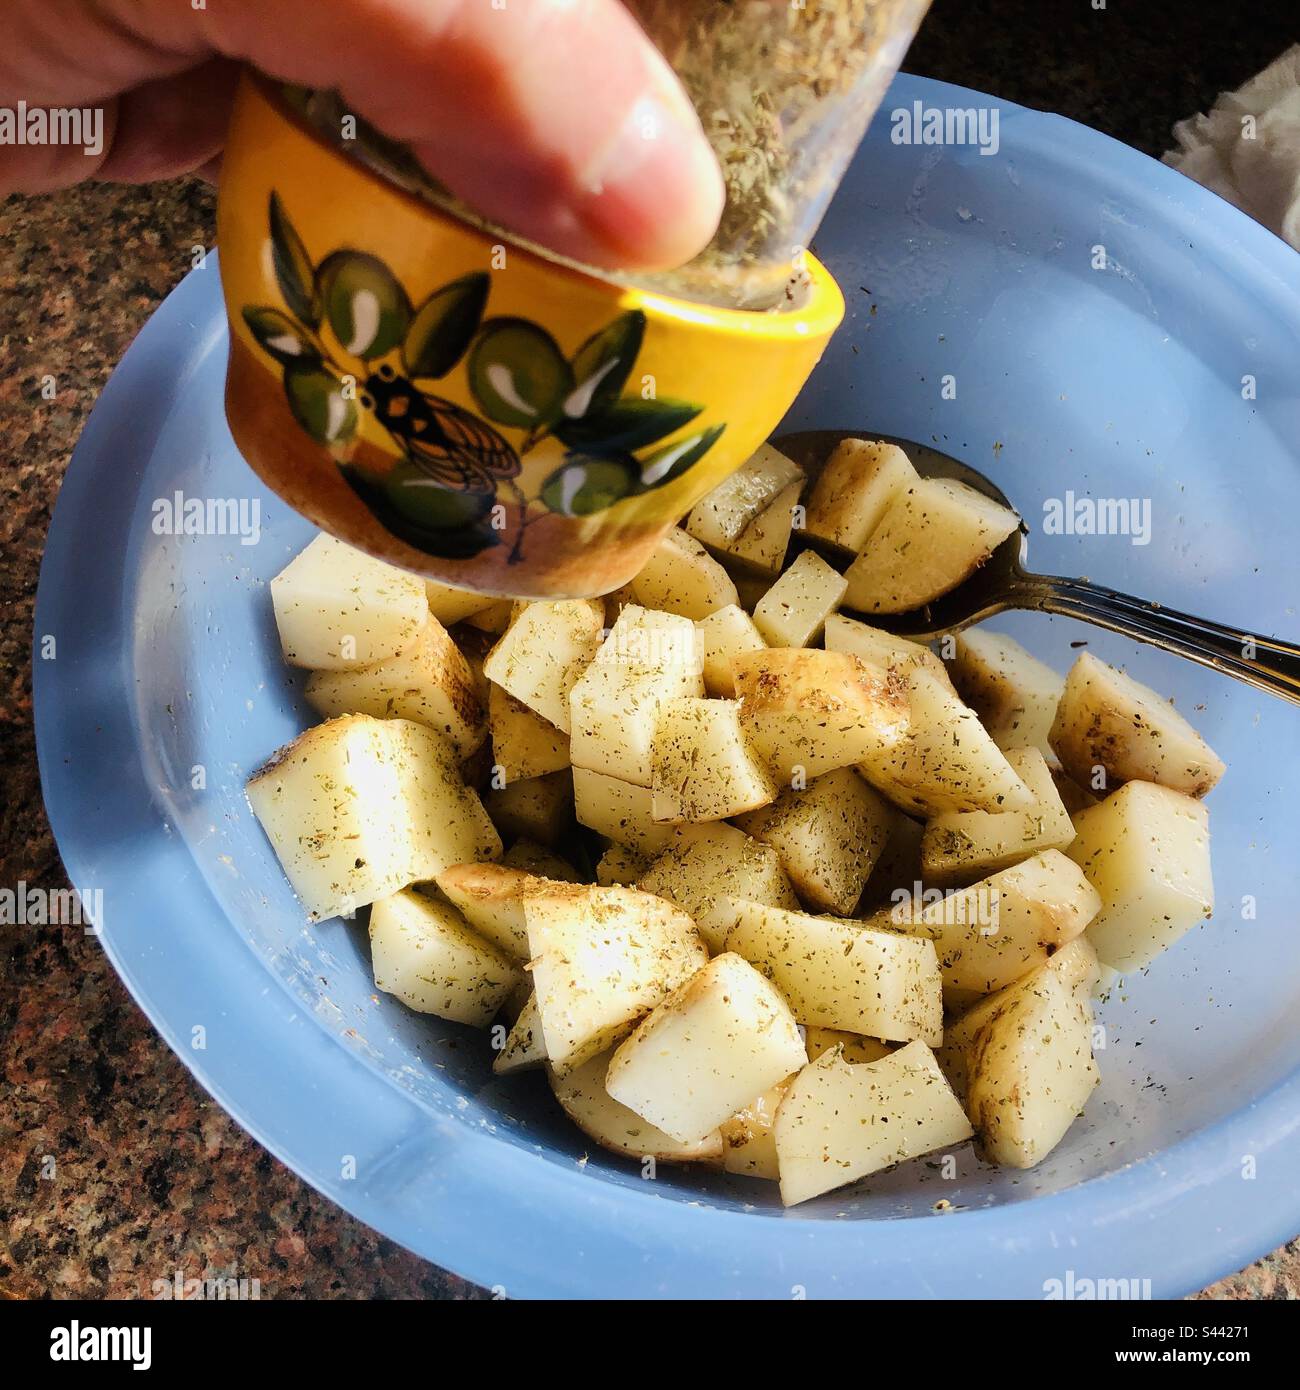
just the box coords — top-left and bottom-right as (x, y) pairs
(1164, 45), (1300, 251)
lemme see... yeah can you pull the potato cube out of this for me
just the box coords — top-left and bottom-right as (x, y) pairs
(493, 992), (547, 1074)
(304, 618), (486, 756)
(628, 527), (739, 619)
(966, 971), (1098, 1168)
(482, 598), (604, 733)
(844, 478), (1020, 614)
(733, 648), (910, 785)
(637, 821), (798, 953)
(685, 444), (804, 574)
(737, 767), (894, 915)
(804, 438), (919, 553)
(369, 889), (520, 1026)
(436, 861), (578, 958)
(650, 698), (777, 823)
(720, 1080), (789, 1180)
(725, 900), (942, 1044)
(247, 715), (500, 920)
(464, 599), (514, 633)
(525, 885), (707, 1072)
(823, 613), (953, 689)
(568, 608), (704, 786)
(879, 848), (1101, 1003)
(271, 534), (428, 670)
(696, 604), (767, 698)
(804, 1028), (894, 1065)
(424, 577), (500, 626)
(484, 769), (573, 847)
(549, 1051), (723, 1163)
(774, 1041), (973, 1206)
(920, 747), (1075, 885)
(488, 684), (570, 782)
(499, 839), (580, 882)
(572, 767), (678, 855)
(948, 629), (1063, 759)
(606, 953), (806, 1144)
(752, 549), (847, 648)
(595, 843), (653, 887)
(857, 665), (1036, 816)
(1050, 651), (1224, 797)
(1065, 780), (1213, 973)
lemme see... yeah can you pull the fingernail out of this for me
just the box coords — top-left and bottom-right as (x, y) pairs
(579, 90), (724, 272)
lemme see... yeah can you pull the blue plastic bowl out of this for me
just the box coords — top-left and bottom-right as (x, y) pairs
(36, 76), (1300, 1298)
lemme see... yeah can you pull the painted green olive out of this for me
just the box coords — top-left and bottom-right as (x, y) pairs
(468, 318), (574, 429)
(283, 363), (358, 444)
(540, 455), (639, 516)
(317, 251), (412, 360)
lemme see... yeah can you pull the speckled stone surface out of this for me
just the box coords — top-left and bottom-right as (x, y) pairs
(3, 3), (1298, 1301)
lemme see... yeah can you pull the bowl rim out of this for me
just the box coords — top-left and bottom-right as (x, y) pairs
(235, 72), (847, 344)
(36, 72), (1300, 1298)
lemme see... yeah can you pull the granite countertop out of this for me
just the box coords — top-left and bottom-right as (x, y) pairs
(3, 1), (1298, 1300)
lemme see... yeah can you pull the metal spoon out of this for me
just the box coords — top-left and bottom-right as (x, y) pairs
(775, 429), (1300, 706)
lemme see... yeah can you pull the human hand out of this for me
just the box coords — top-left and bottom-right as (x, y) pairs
(0, 0), (724, 271)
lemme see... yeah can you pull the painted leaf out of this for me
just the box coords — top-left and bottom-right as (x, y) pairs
(556, 397), (702, 453)
(318, 251), (412, 360)
(284, 362), (358, 445)
(638, 423), (726, 489)
(539, 454), (639, 516)
(467, 318), (573, 429)
(563, 311), (646, 420)
(268, 193), (319, 328)
(243, 306), (319, 365)
(402, 273), (490, 379)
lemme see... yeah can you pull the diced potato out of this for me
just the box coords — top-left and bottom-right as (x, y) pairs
(499, 839), (580, 881)
(804, 438), (919, 553)
(857, 666), (1036, 817)
(920, 747), (1075, 886)
(696, 604), (768, 698)
(488, 684), (570, 782)
(879, 848), (1101, 1003)
(948, 629), (1064, 759)
(966, 971), (1098, 1168)
(482, 598), (604, 734)
(844, 478), (1019, 614)
(737, 767), (895, 915)
(595, 843), (653, 887)
(568, 605), (704, 786)
(271, 534), (428, 670)
(424, 576), (500, 627)
(436, 861), (578, 958)
(1065, 780), (1213, 973)
(606, 953), (806, 1143)
(725, 899), (942, 1044)
(464, 599), (514, 633)
(804, 1028), (894, 1065)
(732, 648), (910, 785)
(493, 992), (547, 1073)
(774, 1041), (973, 1206)
(637, 821), (798, 953)
(720, 1080), (789, 1180)
(525, 885), (707, 1072)
(685, 444), (804, 574)
(484, 769), (572, 847)
(369, 888), (520, 1026)
(824, 612), (953, 689)
(572, 766), (678, 855)
(247, 715), (500, 921)
(549, 1051), (723, 1163)
(304, 618), (486, 757)
(628, 527), (739, 619)
(650, 698), (777, 823)
(859, 811), (925, 911)
(752, 549), (847, 648)
(1050, 652), (1225, 797)
(936, 939), (1101, 1104)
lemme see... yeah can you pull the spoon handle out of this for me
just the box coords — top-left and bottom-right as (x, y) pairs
(1014, 572), (1300, 706)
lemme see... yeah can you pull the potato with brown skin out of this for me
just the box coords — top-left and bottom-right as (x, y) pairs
(824, 613), (954, 690)
(733, 648), (910, 785)
(1050, 651), (1225, 797)
(436, 860), (582, 958)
